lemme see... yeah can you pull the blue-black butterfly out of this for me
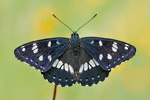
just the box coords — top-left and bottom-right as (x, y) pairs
(14, 13), (136, 87)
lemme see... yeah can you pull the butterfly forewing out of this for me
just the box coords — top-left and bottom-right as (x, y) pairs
(81, 37), (136, 71)
(14, 38), (69, 72)
(77, 48), (110, 86)
(41, 48), (76, 87)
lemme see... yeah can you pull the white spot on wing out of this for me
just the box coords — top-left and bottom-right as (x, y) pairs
(33, 43), (36, 46)
(84, 63), (88, 71)
(90, 40), (94, 44)
(56, 41), (60, 45)
(112, 47), (117, 52)
(125, 44), (129, 50)
(22, 48), (25, 51)
(112, 42), (118, 49)
(64, 63), (69, 72)
(114, 42), (117, 45)
(107, 54), (112, 59)
(88, 64), (92, 69)
(39, 55), (43, 61)
(125, 44), (129, 46)
(52, 59), (59, 67)
(57, 61), (63, 68)
(21, 46), (24, 48)
(48, 41), (51, 47)
(79, 64), (84, 73)
(48, 55), (52, 61)
(99, 40), (103, 46)
(33, 48), (38, 53)
(64, 85), (69, 87)
(125, 46), (129, 50)
(93, 59), (99, 66)
(61, 65), (64, 70)
(69, 65), (74, 74)
(89, 60), (95, 67)
(99, 54), (103, 60)
(32, 43), (37, 50)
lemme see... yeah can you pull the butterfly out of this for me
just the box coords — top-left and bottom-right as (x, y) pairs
(14, 13), (136, 87)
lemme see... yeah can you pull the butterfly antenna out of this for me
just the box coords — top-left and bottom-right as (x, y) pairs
(75, 13), (98, 33)
(51, 13), (74, 33)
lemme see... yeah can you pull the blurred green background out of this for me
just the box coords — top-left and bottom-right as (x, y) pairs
(0, 0), (150, 100)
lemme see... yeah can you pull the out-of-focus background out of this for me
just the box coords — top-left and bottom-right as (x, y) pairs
(0, 0), (150, 100)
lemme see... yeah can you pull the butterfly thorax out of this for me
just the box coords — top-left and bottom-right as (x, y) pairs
(70, 33), (80, 53)
(70, 33), (81, 73)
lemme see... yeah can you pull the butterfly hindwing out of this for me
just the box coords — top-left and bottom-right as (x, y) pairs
(77, 48), (110, 86)
(14, 38), (69, 72)
(41, 48), (76, 87)
(81, 37), (136, 71)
